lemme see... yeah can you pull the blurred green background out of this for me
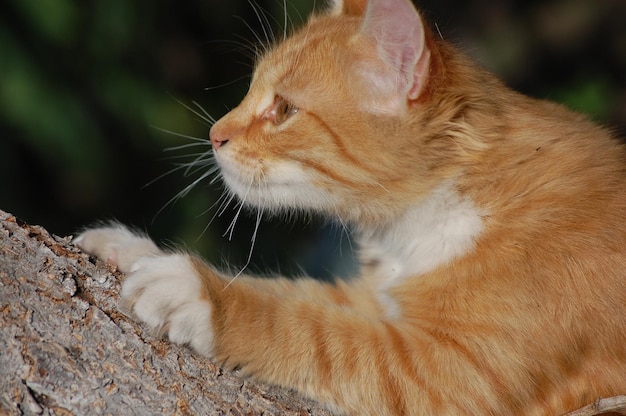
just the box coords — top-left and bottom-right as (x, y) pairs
(1, 0), (625, 279)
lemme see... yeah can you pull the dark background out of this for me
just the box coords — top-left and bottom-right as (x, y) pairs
(2, 0), (625, 279)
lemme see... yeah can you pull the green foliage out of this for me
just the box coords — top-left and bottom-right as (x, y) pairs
(554, 79), (616, 121)
(1, 0), (624, 278)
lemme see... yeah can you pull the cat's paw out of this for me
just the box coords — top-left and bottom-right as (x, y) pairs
(121, 253), (214, 356)
(74, 224), (160, 273)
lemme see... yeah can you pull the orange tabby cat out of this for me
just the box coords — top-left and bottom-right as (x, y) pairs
(75, 0), (626, 414)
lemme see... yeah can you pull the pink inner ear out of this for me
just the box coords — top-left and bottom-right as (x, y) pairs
(359, 0), (430, 105)
(409, 47), (431, 100)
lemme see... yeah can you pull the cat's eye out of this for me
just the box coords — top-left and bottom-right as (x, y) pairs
(273, 95), (299, 125)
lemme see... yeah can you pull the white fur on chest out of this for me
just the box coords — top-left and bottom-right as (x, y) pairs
(359, 182), (484, 317)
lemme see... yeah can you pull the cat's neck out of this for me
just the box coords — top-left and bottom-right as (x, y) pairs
(357, 180), (484, 287)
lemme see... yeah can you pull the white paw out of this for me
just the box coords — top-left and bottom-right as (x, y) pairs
(121, 253), (214, 356)
(74, 224), (160, 273)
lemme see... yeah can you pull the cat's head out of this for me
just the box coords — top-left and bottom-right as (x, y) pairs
(209, 0), (471, 224)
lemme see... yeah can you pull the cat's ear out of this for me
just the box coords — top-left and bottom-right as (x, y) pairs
(327, 0), (367, 16)
(357, 0), (431, 114)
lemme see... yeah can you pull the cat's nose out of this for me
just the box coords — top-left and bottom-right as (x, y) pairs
(211, 135), (229, 149)
(209, 127), (229, 149)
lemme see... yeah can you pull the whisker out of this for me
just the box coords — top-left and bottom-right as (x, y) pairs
(143, 155), (212, 189)
(184, 163), (219, 182)
(234, 15), (268, 54)
(204, 74), (251, 92)
(195, 190), (232, 242)
(152, 166), (216, 221)
(209, 174), (223, 186)
(201, 38), (259, 59)
(164, 142), (211, 152)
(217, 188), (239, 217)
(147, 109), (217, 222)
(182, 150), (215, 176)
(224, 202), (263, 290)
(336, 216), (354, 260)
(248, 0), (275, 49)
(143, 163), (189, 189)
(225, 179), (253, 241)
(283, 0), (288, 41)
(192, 101), (217, 124)
(151, 125), (210, 144)
(434, 22), (444, 40)
(167, 94), (214, 126)
(231, 34), (263, 60)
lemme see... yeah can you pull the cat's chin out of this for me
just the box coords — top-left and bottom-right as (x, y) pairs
(217, 158), (335, 213)
(227, 178), (334, 213)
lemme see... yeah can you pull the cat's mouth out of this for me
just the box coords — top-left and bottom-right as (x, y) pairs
(215, 154), (332, 211)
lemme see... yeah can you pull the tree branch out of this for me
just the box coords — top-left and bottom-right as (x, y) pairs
(0, 209), (331, 415)
(564, 396), (626, 416)
(0, 209), (624, 415)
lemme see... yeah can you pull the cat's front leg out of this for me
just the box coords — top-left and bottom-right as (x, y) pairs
(74, 225), (216, 356)
(74, 225), (160, 273)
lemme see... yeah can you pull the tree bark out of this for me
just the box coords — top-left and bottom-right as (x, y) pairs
(0, 210), (332, 416)
(0, 209), (624, 416)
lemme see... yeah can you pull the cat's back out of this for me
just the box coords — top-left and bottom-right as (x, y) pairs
(460, 79), (626, 235)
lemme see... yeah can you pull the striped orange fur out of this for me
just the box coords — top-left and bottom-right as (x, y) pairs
(77, 0), (626, 414)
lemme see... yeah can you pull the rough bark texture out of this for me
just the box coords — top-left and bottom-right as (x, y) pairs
(0, 209), (624, 416)
(0, 210), (332, 416)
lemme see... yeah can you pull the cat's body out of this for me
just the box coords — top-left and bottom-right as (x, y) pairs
(75, 0), (626, 414)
